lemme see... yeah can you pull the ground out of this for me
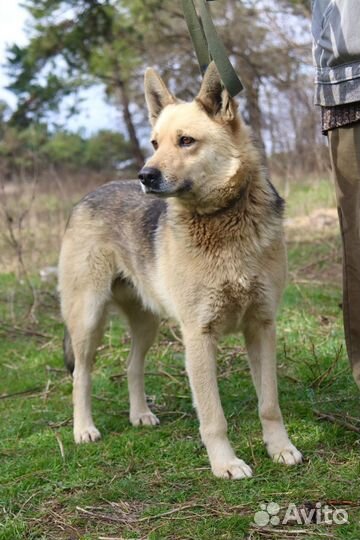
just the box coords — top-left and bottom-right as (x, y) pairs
(1, 176), (359, 539)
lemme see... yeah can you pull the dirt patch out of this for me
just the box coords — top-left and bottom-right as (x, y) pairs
(285, 208), (338, 241)
(285, 208), (342, 285)
(28, 497), (255, 539)
(296, 256), (342, 286)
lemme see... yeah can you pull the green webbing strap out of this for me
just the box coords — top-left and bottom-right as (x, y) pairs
(181, 0), (243, 97)
(181, 0), (209, 75)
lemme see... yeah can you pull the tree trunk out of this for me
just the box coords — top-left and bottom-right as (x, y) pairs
(116, 79), (145, 170)
(245, 82), (268, 171)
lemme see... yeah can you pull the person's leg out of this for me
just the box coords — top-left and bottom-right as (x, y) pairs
(328, 123), (360, 388)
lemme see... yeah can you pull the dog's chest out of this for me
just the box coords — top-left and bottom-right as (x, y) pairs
(199, 273), (258, 334)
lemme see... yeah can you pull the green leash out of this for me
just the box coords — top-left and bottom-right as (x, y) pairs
(181, 0), (243, 97)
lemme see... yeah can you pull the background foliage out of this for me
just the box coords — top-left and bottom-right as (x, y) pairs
(2, 0), (325, 180)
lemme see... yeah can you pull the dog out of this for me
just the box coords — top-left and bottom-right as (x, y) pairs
(58, 62), (302, 479)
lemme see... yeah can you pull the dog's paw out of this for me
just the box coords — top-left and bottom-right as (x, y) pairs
(74, 425), (101, 444)
(130, 411), (160, 427)
(269, 443), (303, 465)
(212, 458), (253, 480)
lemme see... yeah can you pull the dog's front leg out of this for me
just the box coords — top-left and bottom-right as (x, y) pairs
(182, 328), (252, 479)
(244, 320), (303, 465)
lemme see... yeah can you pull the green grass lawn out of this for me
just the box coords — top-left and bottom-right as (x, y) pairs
(1, 177), (360, 539)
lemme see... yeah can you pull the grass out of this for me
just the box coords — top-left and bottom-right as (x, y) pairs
(1, 175), (360, 539)
(284, 176), (337, 218)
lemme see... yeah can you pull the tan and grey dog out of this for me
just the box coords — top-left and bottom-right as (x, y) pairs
(58, 62), (302, 479)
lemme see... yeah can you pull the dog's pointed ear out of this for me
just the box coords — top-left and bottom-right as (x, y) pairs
(196, 61), (237, 122)
(144, 68), (176, 126)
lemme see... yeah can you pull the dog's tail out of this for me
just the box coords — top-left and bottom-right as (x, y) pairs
(63, 326), (75, 375)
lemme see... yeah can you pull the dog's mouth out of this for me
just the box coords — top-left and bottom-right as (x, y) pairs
(140, 180), (193, 198)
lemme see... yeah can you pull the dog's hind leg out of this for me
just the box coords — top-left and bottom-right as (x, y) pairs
(65, 289), (108, 443)
(244, 319), (303, 465)
(125, 305), (160, 427)
(114, 286), (160, 427)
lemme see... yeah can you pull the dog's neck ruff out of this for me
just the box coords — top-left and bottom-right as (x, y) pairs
(165, 169), (282, 257)
(171, 165), (258, 217)
(198, 181), (250, 217)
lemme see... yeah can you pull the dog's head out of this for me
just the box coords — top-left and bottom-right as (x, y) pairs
(139, 62), (253, 212)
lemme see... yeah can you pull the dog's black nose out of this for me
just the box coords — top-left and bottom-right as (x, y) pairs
(138, 167), (162, 187)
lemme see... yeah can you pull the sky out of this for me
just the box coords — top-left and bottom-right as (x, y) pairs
(0, 0), (119, 133)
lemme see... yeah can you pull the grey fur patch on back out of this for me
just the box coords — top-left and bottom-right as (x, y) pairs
(80, 181), (139, 213)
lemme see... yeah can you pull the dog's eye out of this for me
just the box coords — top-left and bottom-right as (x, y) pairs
(179, 136), (195, 147)
(151, 139), (158, 150)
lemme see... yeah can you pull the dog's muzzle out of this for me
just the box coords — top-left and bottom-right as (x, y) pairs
(138, 167), (163, 192)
